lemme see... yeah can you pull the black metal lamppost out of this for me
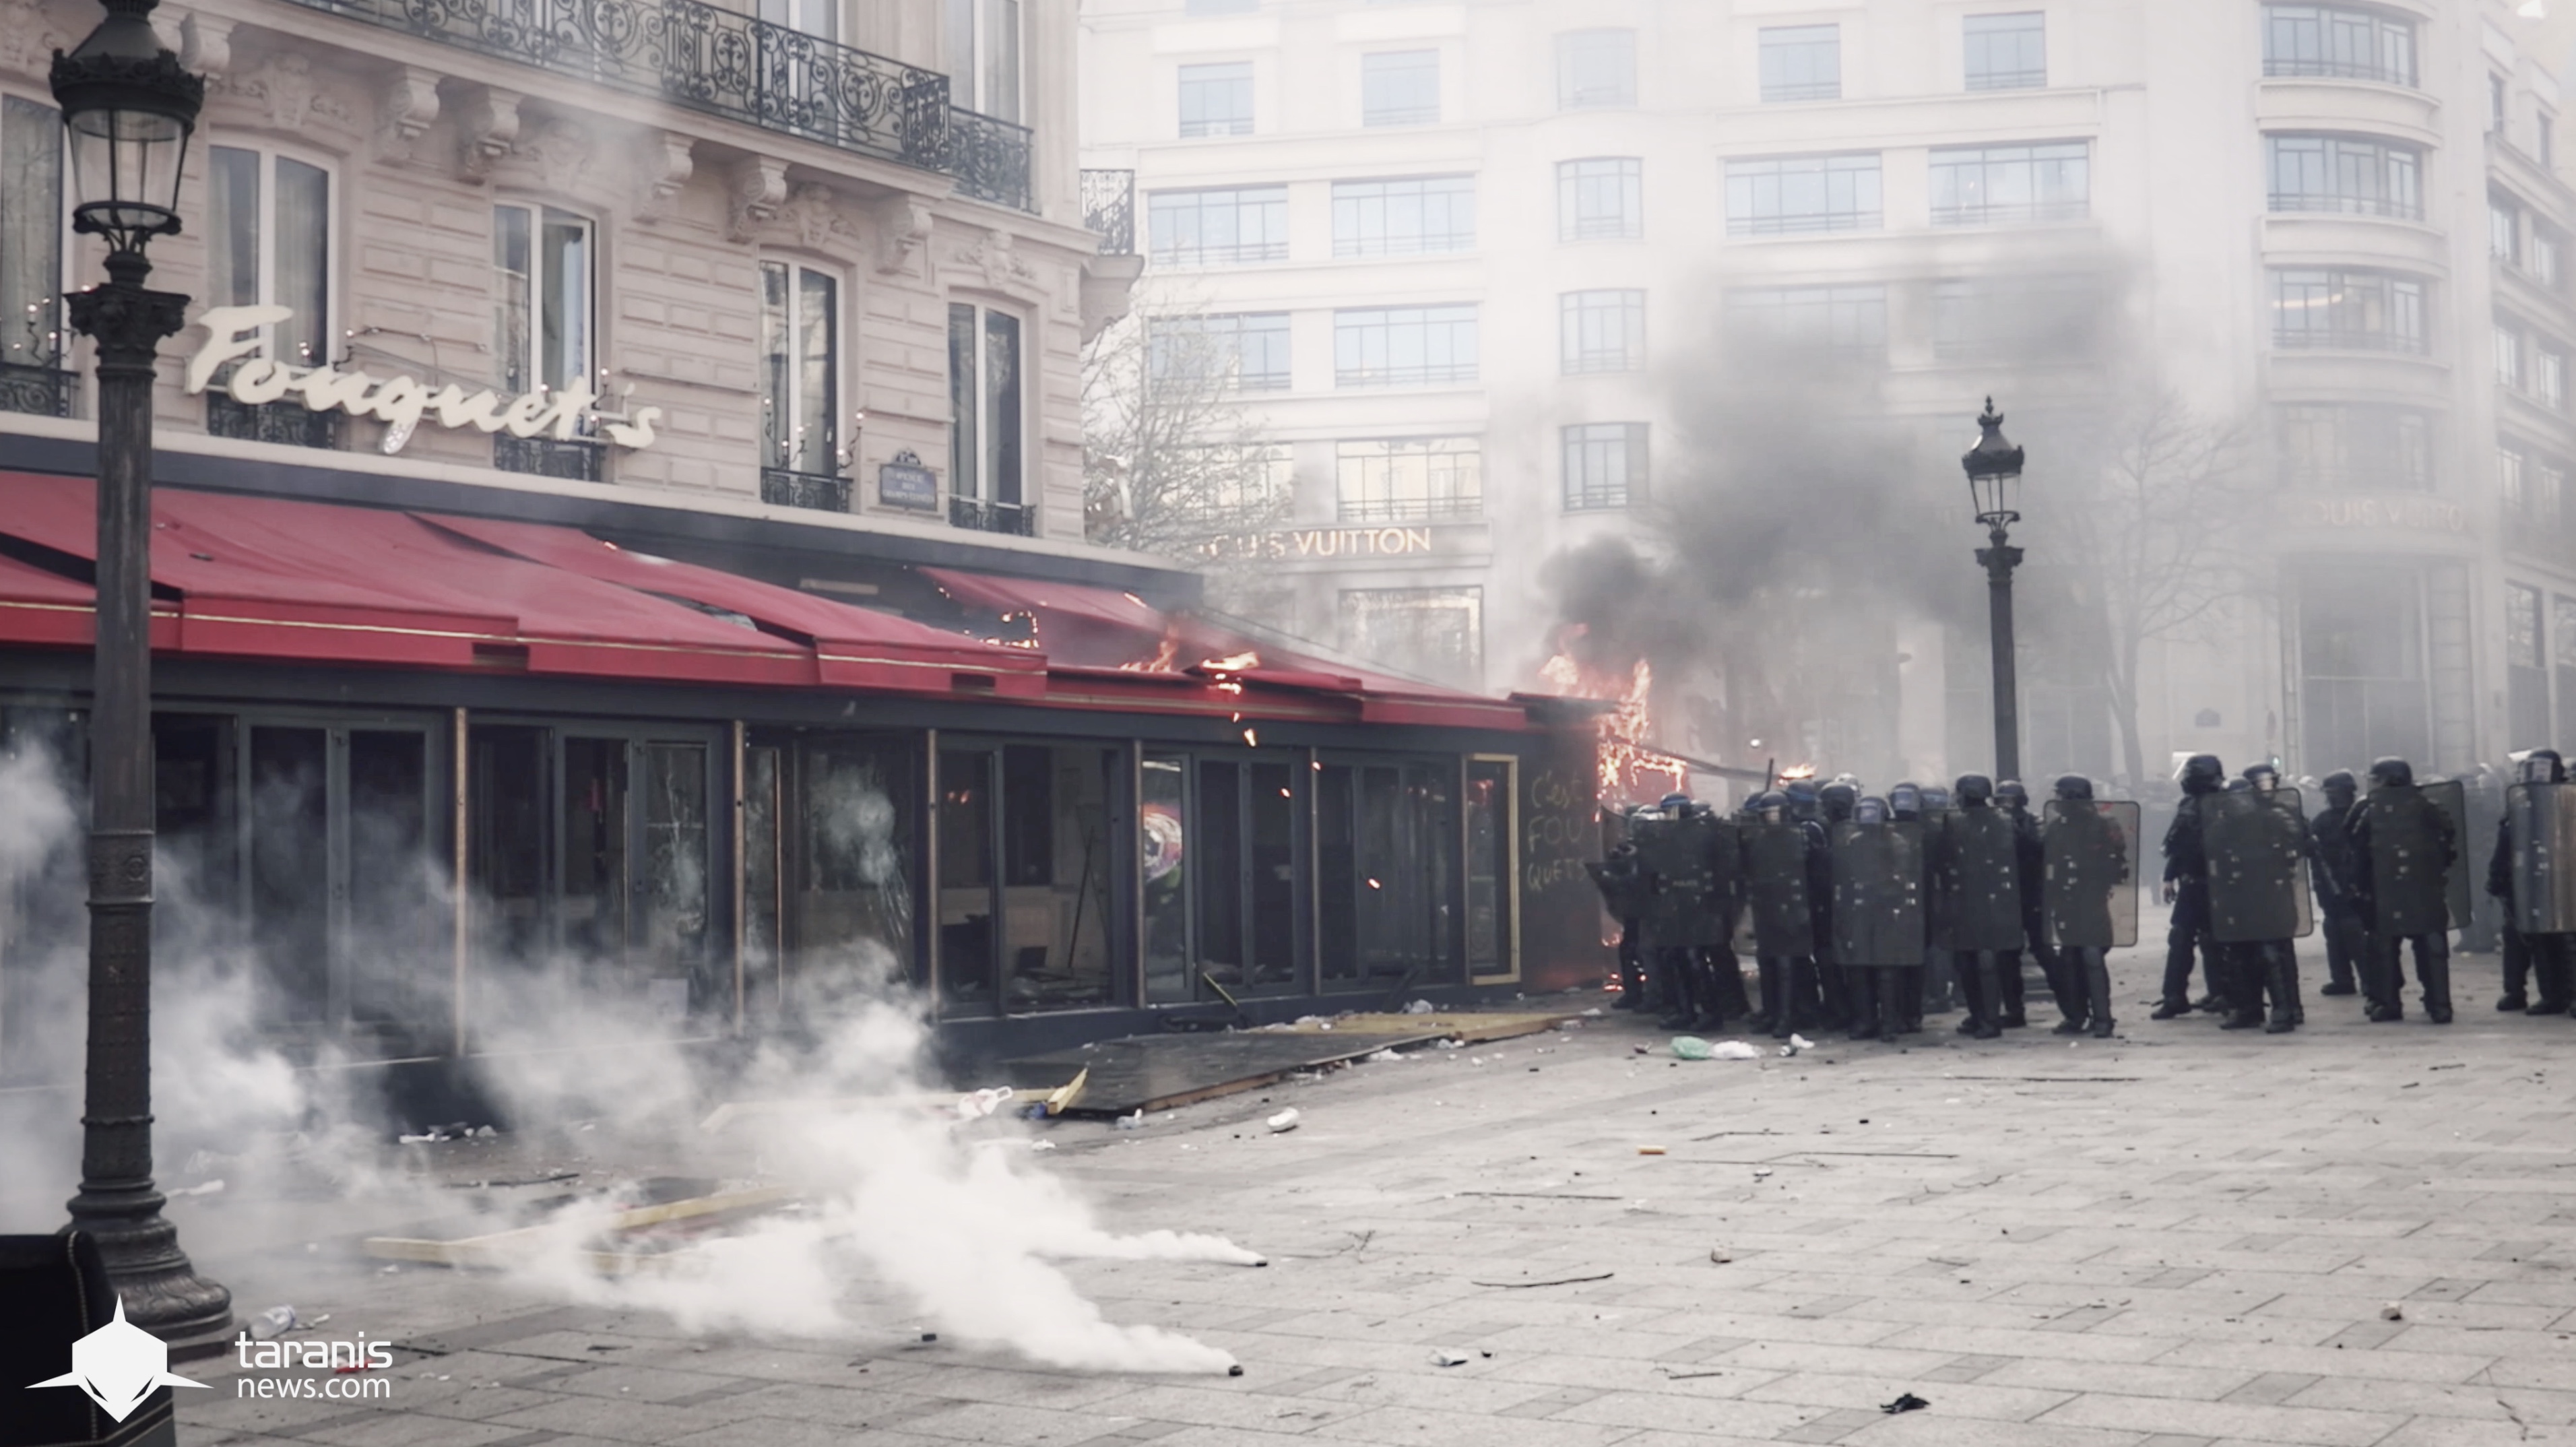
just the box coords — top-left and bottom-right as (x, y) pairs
(1962, 398), (2028, 785)
(51, 0), (231, 1344)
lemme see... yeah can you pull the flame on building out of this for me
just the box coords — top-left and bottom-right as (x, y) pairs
(1537, 628), (1687, 809)
(1120, 622), (1182, 672)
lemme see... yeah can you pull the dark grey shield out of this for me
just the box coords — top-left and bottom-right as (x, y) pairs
(1935, 809), (2025, 952)
(1696, 814), (1745, 946)
(2426, 777), (2473, 932)
(1832, 821), (1925, 966)
(2507, 782), (2576, 935)
(1630, 814), (1708, 948)
(2203, 787), (2314, 943)
(2042, 800), (2138, 948)
(1743, 820), (1817, 957)
(2364, 783), (2457, 936)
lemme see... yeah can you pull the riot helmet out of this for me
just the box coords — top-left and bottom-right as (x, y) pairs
(1854, 796), (1890, 825)
(2519, 750), (2567, 785)
(2322, 769), (2358, 808)
(2368, 756), (2415, 790)
(1659, 792), (1692, 810)
(2243, 764), (2280, 794)
(1954, 774), (1995, 808)
(1921, 784), (1953, 811)
(2225, 777), (2253, 792)
(1889, 781), (1923, 819)
(2052, 773), (2094, 802)
(1784, 778), (1822, 821)
(1820, 781), (1858, 823)
(1995, 779), (2029, 812)
(2178, 753), (2225, 795)
(1754, 790), (1787, 823)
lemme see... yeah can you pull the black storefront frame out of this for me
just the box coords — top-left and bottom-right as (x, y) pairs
(1314, 748), (1473, 996)
(1139, 744), (1316, 1007)
(929, 732), (1138, 1020)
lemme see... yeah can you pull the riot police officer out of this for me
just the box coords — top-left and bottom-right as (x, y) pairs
(1939, 775), (2023, 1039)
(1817, 782), (1861, 1029)
(1744, 790), (1826, 1039)
(1586, 835), (1648, 1010)
(1917, 783), (1960, 1015)
(2311, 771), (2365, 998)
(1887, 782), (1933, 1034)
(2227, 764), (2305, 1033)
(2156, 754), (2226, 1019)
(2042, 775), (2126, 1037)
(1995, 779), (2050, 1029)
(1829, 795), (1925, 1041)
(2350, 757), (2460, 1023)
(2492, 750), (2576, 1015)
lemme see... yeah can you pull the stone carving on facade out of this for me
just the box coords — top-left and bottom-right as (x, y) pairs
(376, 65), (442, 162)
(456, 86), (521, 183)
(728, 155), (790, 242)
(868, 194), (934, 277)
(0, 0), (67, 79)
(770, 184), (858, 253)
(220, 51), (356, 135)
(951, 228), (1042, 298)
(513, 117), (593, 197)
(176, 9), (231, 77)
(633, 131), (694, 222)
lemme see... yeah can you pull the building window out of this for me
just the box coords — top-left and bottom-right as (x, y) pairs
(1929, 141), (2089, 225)
(493, 202), (590, 395)
(2543, 463), (2569, 532)
(2499, 323), (2525, 392)
(1331, 175), (1475, 257)
(1560, 290), (1646, 375)
(1759, 25), (1840, 102)
(2265, 134), (2420, 219)
(1725, 153), (1881, 236)
(1726, 284), (1888, 361)
(2491, 74), (2510, 135)
(1178, 61), (1254, 137)
(1147, 185), (1289, 265)
(1, 96), (67, 417)
(2544, 346), (2569, 410)
(1339, 587), (1483, 690)
(2494, 195), (2523, 265)
(1964, 12), (2045, 90)
(2277, 404), (2431, 490)
(1362, 50), (1441, 127)
(1933, 275), (2100, 361)
(1334, 304), (1477, 387)
(2268, 268), (2424, 354)
(1564, 422), (1647, 510)
(2511, 583), (2549, 745)
(2501, 445), (2529, 516)
(1557, 158), (1642, 242)
(212, 146), (333, 371)
(2558, 598), (2576, 742)
(759, 261), (840, 481)
(945, 0), (1023, 123)
(2261, 4), (2416, 87)
(1557, 30), (1638, 109)
(2536, 230), (2563, 288)
(2297, 568), (2428, 769)
(1149, 311), (1291, 392)
(949, 302), (1025, 522)
(1335, 437), (1482, 521)
(2542, 108), (2558, 168)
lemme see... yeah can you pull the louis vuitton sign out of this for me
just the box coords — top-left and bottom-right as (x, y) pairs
(185, 305), (662, 456)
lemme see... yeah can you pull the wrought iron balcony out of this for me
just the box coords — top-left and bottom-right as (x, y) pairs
(949, 497), (1035, 536)
(208, 395), (341, 449)
(0, 362), (74, 418)
(495, 433), (605, 481)
(1081, 169), (1135, 255)
(273, 0), (1033, 210)
(761, 465), (851, 511)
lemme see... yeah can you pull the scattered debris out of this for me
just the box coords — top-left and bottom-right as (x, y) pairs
(1114, 1110), (1147, 1131)
(2381, 1303), (2405, 1321)
(1229, 1364), (1246, 1377)
(1431, 1349), (1473, 1367)
(1661, 1368), (1727, 1380)
(1709, 1248), (1733, 1264)
(399, 1122), (482, 1144)
(1403, 1000), (1437, 1015)
(919, 1331), (939, 1343)
(249, 1306), (299, 1341)
(365, 1183), (796, 1275)
(1751, 1167), (1774, 1180)
(1780, 1033), (1817, 1057)
(1365, 1049), (1405, 1063)
(1266, 1109), (1301, 1134)
(1883, 1392), (1930, 1414)
(1638, 1146), (1667, 1156)
(1471, 1272), (1613, 1289)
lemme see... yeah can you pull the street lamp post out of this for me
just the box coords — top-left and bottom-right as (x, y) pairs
(51, 0), (231, 1344)
(1961, 398), (2028, 785)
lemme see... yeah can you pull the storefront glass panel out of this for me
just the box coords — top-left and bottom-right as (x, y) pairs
(940, 743), (1118, 1015)
(1319, 757), (1460, 990)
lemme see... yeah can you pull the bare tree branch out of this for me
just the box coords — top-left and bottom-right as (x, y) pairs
(1082, 288), (1293, 563)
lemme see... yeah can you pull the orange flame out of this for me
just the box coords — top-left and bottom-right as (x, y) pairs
(1778, 764), (1818, 781)
(1201, 651), (1260, 672)
(1537, 631), (1687, 808)
(1120, 623), (1182, 672)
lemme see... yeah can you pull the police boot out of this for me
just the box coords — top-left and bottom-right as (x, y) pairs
(2360, 934), (2402, 1021)
(1689, 955), (1729, 1033)
(1876, 967), (1906, 1039)
(1756, 957), (1786, 1034)
(2263, 953), (2298, 1033)
(2084, 951), (2116, 1038)
(1654, 951), (1696, 1030)
(2155, 925), (2197, 1019)
(2532, 937), (2573, 1013)
(2222, 948), (2268, 1030)
(1969, 953), (2004, 1039)
(2418, 937), (2453, 1024)
(1997, 951), (2028, 1028)
(1952, 953), (1987, 1034)
(1845, 967), (1880, 1041)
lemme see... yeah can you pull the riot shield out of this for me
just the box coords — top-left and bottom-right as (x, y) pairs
(1628, 814), (1696, 948)
(2364, 783), (2459, 936)
(2042, 799), (2138, 948)
(1831, 821), (1926, 966)
(1742, 820), (1817, 956)
(1671, 812), (1731, 947)
(1934, 808), (2025, 952)
(2427, 778), (2473, 932)
(2202, 787), (2314, 943)
(2507, 782), (2576, 935)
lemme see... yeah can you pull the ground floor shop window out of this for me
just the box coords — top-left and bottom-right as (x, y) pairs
(744, 734), (921, 1021)
(2296, 569), (2429, 770)
(1466, 758), (1516, 981)
(1142, 751), (1303, 1003)
(1318, 759), (1459, 991)
(938, 743), (1117, 1015)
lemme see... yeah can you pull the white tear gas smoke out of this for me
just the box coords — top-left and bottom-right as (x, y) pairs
(0, 740), (1254, 1374)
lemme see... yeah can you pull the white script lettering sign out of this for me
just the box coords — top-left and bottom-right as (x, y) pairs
(185, 305), (662, 457)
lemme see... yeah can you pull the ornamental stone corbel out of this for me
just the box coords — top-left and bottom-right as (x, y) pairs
(177, 10), (232, 76)
(728, 155), (790, 241)
(635, 132), (695, 222)
(377, 65), (442, 160)
(869, 193), (933, 276)
(0, 0), (67, 79)
(457, 86), (521, 183)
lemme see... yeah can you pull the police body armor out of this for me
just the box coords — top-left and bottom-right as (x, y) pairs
(2364, 781), (2464, 936)
(1933, 808), (2024, 952)
(1630, 812), (1711, 948)
(2203, 786), (2315, 944)
(1676, 809), (1737, 948)
(2506, 781), (2576, 936)
(2042, 799), (2139, 948)
(1743, 819), (1819, 956)
(2428, 777), (2474, 931)
(1830, 819), (1927, 966)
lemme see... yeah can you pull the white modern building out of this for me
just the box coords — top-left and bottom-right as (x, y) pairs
(1081, 0), (2576, 792)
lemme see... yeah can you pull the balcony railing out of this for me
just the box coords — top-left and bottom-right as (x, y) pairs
(2269, 191), (2422, 221)
(1082, 168), (1135, 255)
(950, 497), (1035, 536)
(207, 395), (340, 449)
(761, 465), (850, 511)
(495, 433), (604, 481)
(273, 0), (1032, 210)
(0, 362), (74, 418)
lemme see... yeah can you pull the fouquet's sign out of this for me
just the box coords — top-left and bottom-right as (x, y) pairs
(185, 305), (663, 457)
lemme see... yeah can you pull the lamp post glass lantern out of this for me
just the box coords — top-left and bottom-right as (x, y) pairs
(1961, 398), (2028, 785)
(51, 0), (231, 1346)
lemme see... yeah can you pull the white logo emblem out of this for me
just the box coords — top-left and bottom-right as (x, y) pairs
(28, 1296), (212, 1421)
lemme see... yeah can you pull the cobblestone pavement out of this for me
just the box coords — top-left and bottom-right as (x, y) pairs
(171, 942), (2576, 1447)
